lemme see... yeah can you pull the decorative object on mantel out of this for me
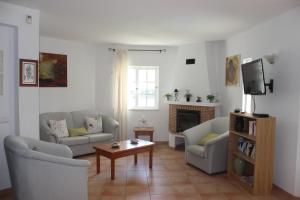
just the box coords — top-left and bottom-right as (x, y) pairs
(39, 52), (67, 87)
(226, 54), (241, 86)
(184, 90), (192, 102)
(164, 93), (172, 101)
(196, 96), (202, 102)
(19, 59), (39, 87)
(206, 95), (215, 103)
(174, 89), (179, 101)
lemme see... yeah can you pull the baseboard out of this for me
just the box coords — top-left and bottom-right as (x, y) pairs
(273, 184), (300, 199)
(0, 187), (12, 197)
(154, 141), (168, 144)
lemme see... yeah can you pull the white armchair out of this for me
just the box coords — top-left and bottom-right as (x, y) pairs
(4, 135), (90, 200)
(183, 117), (229, 174)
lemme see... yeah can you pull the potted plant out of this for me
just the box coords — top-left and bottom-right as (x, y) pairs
(206, 95), (215, 103)
(164, 93), (172, 101)
(184, 90), (192, 102)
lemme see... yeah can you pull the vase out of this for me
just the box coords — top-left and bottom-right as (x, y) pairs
(186, 96), (191, 102)
(234, 157), (245, 176)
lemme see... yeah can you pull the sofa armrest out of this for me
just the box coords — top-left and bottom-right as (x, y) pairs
(18, 149), (91, 168)
(183, 121), (212, 145)
(102, 115), (119, 140)
(34, 139), (73, 158)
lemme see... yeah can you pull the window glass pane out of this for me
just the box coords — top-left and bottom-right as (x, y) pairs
(128, 68), (136, 82)
(147, 70), (156, 82)
(138, 82), (147, 95)
(138, 70), (147, 82)
(128, 82), (136, 92)
(138, 95), (146, 107)
(147, 83), (156, 95)
(128, 66), (159, 109)
(147, 95), (155, 107)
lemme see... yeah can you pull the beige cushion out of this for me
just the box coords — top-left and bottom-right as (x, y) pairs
(59, 136), (89, 146)
(88, 133), (113, 143)
(49, 119), (69, 138)
(85, 117), (103, 133)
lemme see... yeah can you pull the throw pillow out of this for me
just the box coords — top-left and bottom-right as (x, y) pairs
(198, 132), (219, 145)
(49, 119), (69, 138)
(85, 116), (103, 134)
(68, 127), (88, 137)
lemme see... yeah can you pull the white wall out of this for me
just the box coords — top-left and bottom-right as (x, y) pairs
(39, 37), (96, 113)
(0, 2), (40, 190)
(219, 7), (300, 196)
(95, 44), (114, 116)
(172, 43), (211, 101)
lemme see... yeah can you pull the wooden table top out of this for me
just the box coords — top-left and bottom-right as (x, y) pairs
(93, 139), (154, 153)
(133, 127), (154, 132)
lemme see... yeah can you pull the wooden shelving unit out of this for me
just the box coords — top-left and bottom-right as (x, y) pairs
(228, 112), (276, 195)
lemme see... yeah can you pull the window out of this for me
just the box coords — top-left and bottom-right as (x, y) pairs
(128, 66), (159, 110)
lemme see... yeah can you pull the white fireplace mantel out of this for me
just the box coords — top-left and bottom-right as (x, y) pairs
(166, 101), (220, 107)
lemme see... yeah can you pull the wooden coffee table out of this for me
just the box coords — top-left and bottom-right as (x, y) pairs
(94, 139), (154, 180)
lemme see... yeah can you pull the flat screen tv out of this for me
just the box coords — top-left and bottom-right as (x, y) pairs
(241, 58), (266, 95)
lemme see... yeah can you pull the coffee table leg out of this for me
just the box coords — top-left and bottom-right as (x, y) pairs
(149, 148), (153, 169)
(96, 150), (100, 174)
(111, 158), (115, 180)
(134, 154), (137, 165)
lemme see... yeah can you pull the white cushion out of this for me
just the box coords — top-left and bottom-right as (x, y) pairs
(85, 117), (103, 134)
(49, 119), (69, 138)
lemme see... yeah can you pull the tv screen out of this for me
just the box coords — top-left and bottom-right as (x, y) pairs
(242, 59), (266, 95)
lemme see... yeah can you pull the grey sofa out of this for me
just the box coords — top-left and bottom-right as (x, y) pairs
(183, 117), (229, 174)
(4, 135), (90, 200)
(40, 110), (119, 156)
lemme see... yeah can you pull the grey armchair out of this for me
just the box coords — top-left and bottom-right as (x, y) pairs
(4, 135), (90, 200)
(183, 117), (229, 174)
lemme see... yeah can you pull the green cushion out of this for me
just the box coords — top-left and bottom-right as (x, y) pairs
(198, 132), (219, 145)
(68, 127), (88, 137)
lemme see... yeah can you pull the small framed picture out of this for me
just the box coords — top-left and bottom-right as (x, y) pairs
(19, 59), (38, 87)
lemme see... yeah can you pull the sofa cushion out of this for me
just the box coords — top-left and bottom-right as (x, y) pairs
(71, 110), (101, 128)
(68, 127), (88, 137)
(49, 119), (69, 138)
(59, 136), (89, 146)
(88, 133), (113, 143)
(187, 145), (207, 158)
(198, 132), (219, 145)
(86, 117), (103, 133)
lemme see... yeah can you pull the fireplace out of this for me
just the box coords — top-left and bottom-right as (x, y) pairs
(176, 109), (201, 132)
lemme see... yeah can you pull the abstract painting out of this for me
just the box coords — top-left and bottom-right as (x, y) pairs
(226, 55), (240, 86)
(39, 52), (67, 87)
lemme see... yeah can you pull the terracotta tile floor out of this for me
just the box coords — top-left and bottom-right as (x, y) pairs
(2, 143), (296, 200)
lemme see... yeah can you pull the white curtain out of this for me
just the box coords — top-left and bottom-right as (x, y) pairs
(113, 49), (128, 140)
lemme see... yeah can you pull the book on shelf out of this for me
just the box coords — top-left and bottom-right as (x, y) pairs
(249, 121), (257, 136)
(245, 142), (254, 157)
(237, 138), (256, 159)
(250, 145), (256, 159)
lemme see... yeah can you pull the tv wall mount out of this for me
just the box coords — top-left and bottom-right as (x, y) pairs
(265, 79), (274, 93)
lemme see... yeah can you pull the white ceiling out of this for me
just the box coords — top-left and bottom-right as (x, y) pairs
(3, 0), (300, 45)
